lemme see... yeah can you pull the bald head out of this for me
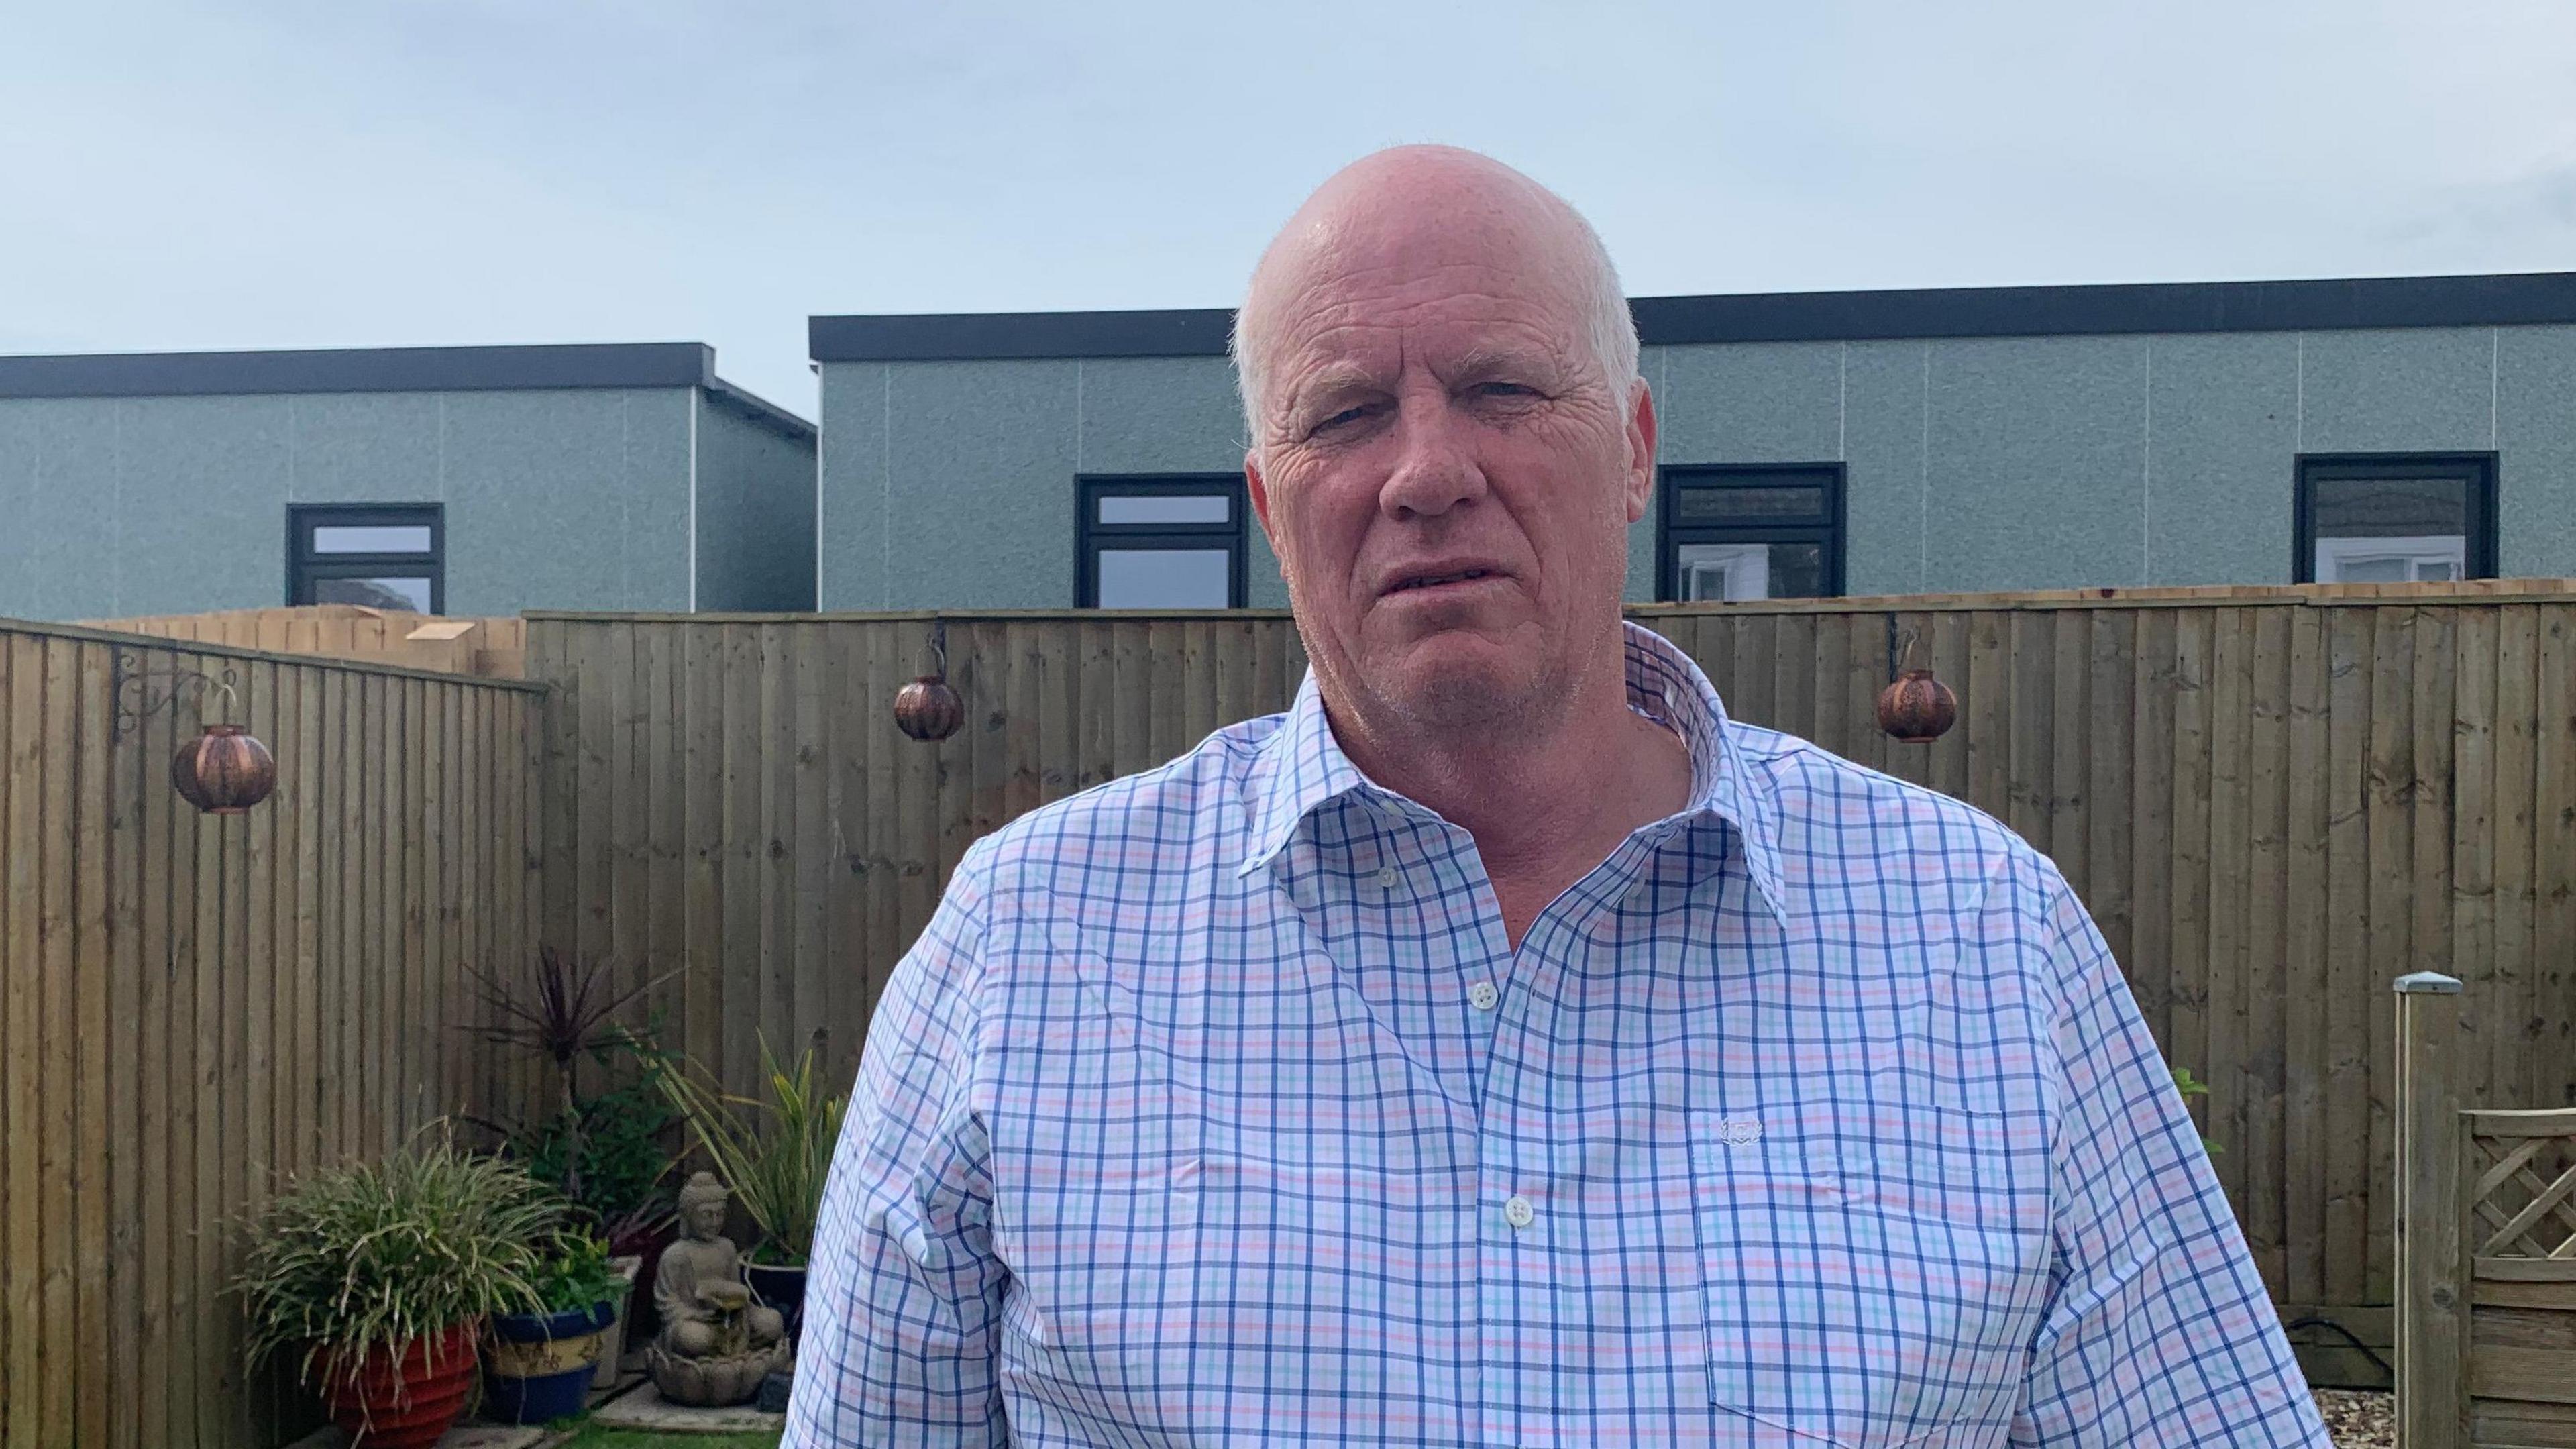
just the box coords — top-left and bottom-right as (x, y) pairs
(1227, 142), (1659, 762)
(1231, 146), (1638, 447)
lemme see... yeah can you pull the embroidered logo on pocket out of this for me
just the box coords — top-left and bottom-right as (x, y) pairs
(1718, 1117), (1763, 1146)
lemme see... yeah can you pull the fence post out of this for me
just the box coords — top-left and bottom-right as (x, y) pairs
(2394, 970), (2466, 1449)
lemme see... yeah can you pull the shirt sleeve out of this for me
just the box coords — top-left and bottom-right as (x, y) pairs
(2015, 867), (2332, 1448)
(785, 852), (1007, 1448)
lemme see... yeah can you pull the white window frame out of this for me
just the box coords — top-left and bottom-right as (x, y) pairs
(2313, 533), (2467, 585)
(1674, 542), (1772, 602)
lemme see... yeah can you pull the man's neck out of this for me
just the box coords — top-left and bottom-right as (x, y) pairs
(1328, 667), (1695, 948)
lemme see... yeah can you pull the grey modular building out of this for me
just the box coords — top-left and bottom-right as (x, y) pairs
(810, 271), (2576, 610)
(0, 342), (816, 621)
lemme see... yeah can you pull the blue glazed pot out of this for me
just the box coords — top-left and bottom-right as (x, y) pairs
(483, 1301), (616, 1425)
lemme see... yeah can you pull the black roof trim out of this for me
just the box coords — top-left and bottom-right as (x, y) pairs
(809, 272), (2576, 362)
(1629, 272), (2576, 345)
(0, 341), (737, 400)
(810, 308), (1236, 363)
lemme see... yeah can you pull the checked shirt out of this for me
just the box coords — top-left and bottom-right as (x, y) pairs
(787, 623), (2329, 1448)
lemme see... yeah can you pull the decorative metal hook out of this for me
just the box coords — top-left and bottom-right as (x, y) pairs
(110, 647), (241, 743)
(926, 616), (949, 680)
(1884, 619), (1924, 680)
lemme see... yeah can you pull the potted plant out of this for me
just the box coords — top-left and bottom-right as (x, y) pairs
(657, 1030), (848, 1332)
(464, 946), (683, 1365)
(237, 1136), (560, 1448)
(482, 1226), (626, 1424)
(463, 945), (675, 1210)
(506, 1062), (682, 1368)
(602, 1199), (676, 1341)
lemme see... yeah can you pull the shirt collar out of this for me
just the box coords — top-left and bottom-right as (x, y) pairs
(1236, 621), (1788, 919)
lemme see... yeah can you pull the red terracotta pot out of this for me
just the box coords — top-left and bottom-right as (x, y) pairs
(312, 1320), (480, 1448)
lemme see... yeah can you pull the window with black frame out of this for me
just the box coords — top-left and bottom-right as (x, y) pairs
(287, 504), (445, 613)
(1658, 465), (1844, 602)
(2294, 454), (2497, 584)
(1077, 476), (1247, 609)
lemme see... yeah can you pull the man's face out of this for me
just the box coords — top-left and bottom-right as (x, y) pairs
(1245, 205), (1654, 736)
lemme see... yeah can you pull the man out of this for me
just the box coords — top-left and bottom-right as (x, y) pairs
(788, 146), (2328, 1446)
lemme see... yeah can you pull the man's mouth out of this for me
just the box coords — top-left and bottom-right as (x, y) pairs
(1387, 568), (1497, 594)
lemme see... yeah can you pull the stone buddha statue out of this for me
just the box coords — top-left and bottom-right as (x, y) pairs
(648, 1172), (788, 1403)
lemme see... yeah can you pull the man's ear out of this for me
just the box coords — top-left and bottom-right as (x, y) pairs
(1246, 449), (1273, 537)
(1246, 448), (1296, 597)
(1623, 378), (1659, 525)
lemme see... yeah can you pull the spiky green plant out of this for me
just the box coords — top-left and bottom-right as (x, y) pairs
(235, 1132), (566, 1405)
(462, 946), (676, 1206)
(656, 1031), (847, 1265)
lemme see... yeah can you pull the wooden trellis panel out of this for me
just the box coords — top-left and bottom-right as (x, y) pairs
(2467, 1117), (2576, 1278)
(2396, 977), (2576, 1448)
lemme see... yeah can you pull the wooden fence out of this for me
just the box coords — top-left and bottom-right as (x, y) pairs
(525, 585), (2576, 1387)
(0, 618), (545, 1449)
(2396, 973), (2576, 1448)
(89, 604), (529, 680)
(13, 580), (2571, 1442)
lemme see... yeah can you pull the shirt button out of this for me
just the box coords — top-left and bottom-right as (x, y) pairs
(1375, 867), (1398, 890)
(1503, 1195), (1536, 1230)
(1467, 981), (1499, 1011)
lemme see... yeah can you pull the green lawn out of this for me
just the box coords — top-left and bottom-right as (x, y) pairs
(553, 1426), (780, 1449)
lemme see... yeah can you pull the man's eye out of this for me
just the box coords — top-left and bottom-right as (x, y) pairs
(1313, 404), (1371, 433)
(1473, 381), (1538, 399)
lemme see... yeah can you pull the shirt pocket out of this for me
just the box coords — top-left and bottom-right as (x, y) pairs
(1691, 1111), (2049, 1448)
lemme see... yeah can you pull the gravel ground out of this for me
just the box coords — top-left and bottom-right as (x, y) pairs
(2314, 1389), (2394, 1448)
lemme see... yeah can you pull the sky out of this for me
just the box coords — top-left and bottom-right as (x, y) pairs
(6, 1), (2575, 415)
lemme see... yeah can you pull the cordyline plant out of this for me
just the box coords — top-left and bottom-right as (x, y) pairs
(506, 1060), (684, 1248)
(462, 945), (676, 1206)
(657, 1030), (849, 1265)
(235, 1132), (564, 1409)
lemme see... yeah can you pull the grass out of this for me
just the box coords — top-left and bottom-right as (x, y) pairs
(552, 1426), (781, 1449)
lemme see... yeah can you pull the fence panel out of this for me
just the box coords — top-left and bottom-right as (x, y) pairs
(0, 619), (543, 1449)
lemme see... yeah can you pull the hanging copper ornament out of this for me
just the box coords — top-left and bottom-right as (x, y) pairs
(894, 619), (962, 743)
(1876, 668), (1957, 743)
(172, 722), (278, 813)
(1876, 623), (1956, 744)
(895, 676), (963, 743)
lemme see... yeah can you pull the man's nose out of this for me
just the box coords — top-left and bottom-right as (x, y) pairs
(1377, 395), (1488, 519)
